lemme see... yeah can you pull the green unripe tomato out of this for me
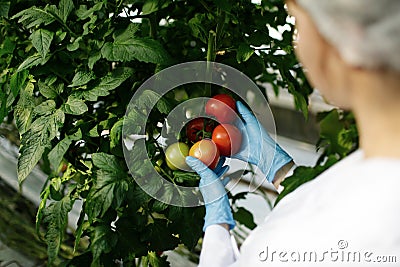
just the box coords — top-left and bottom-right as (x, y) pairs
(165, 142), (190, 171)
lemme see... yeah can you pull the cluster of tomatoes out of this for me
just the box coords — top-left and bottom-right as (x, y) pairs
(164, 94), (243, 171)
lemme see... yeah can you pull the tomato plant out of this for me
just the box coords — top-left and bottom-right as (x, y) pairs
(205, 94), (237, 123)
(189, 139), (220, 170)
(212, 124), (242, 156)
(0, 0), (319, 265)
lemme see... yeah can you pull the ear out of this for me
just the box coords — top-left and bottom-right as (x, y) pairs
(289, 2), (331, 90)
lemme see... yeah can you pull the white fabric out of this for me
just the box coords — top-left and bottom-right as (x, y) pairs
(199, 225), (236, 267)
(295, 0), (400, 71)
(200, 150), (400, 266)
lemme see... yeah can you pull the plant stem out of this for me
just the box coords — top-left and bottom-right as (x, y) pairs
(199, 0), (213, 14)
(215, 9), (226, 45)
(207, 30), (217, 62)
(149, 14), (157, 39)
(205, 30), (217, 96)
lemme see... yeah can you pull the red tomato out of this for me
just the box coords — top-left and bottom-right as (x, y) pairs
(189, 139), (220, 169)
(212, 124), (242, 156)
(205, 94), (237, 124)
(185, 117), (217, 143)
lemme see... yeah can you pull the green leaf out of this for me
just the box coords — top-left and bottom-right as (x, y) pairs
(101, 25), (171, 64)
(110, 119), (123, 156)
(69, 71), (96, 87)
(12, 7), (56, 29)
(142, 0), (159, 15)
(86, 169), (129, 220)
(48, 139), (71, 170)
(67, 36), (82, 51)
(17, 53), (49, 72)
(18, 129), (47, 184)
(55, 29), (67, 42)
(247, 30), (270, 47)
(0, 1), (10, 18)
(136, 89), (160, 109)
(88, 51), (101, 70)
(143, 90), (170, 112)
(233, 207), (257, 230)
(62, 96), (88, 115)
(142, 219), (180, 251)
(156, 98), (172, 114)
(319, 109), (354, 156)
(127, 185), (152, 213)
(0, 37), (16, 57)
(147, 251), (170, 267)
(38, 79), (61, 99)
(30, 29), (54, 58)
(123, 108), (146, 135)
(92, 153), (122, 173)
(236, 43), (254, 63)
(17, 110), (65, 184)
(113, 23), (140, 43)
(214, 0), (232, 12)
(142, 0), (170, 15)
(73, 210), (88, 254)
(188, 14), (207, 43)
(57, 0), (74, 22)
(90, 225), (118, 266)
(76, 2), (103, 20)
(48, 129), (82, 169)
(33, 100), (56, 115)
(10, 69), (29, 97)
(292, 90), (309, 120)
(14, 81), (35, 134)
(80, 67), (133, 101)
(47, 109), (66, 138)
(134, 89), (173, 114)
(87, 153), (129, 220)
(42, 196), (74, 265)
(0, 90), (7, 123)
(168, 207), (203, 250)
(36, 187), (50, 235)
(82, 14), (97, 36)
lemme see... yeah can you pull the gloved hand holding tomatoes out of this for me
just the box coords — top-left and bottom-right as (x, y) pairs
(233, 101), (293, 183)
(164, 94), (292, 232)
(185, 156), (235, 231)
(184, 94), (293, 183)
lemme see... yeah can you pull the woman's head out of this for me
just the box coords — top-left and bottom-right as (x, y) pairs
(293, 0), (400, 72)
(286, 0), (400, 108)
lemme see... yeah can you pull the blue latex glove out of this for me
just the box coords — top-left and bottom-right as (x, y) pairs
(233, 101), (293, 183)
(185, 156), (235, 232)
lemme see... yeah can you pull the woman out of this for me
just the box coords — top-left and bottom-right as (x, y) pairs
(185, 0), (400, 266)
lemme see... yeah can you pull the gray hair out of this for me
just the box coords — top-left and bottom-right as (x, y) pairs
(296, 0), (400, 72)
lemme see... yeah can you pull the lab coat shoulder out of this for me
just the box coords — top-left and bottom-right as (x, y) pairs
(237, 151), (400, 266)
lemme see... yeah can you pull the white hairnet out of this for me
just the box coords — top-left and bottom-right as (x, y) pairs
(296, 0), (400, 72)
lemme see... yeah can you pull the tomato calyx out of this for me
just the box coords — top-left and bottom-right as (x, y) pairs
(185, 117), (217, 143)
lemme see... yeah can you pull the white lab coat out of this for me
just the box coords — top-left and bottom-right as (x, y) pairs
(200, 150), (400, 266)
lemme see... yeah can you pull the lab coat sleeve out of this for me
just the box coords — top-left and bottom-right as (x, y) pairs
(199, 165), (297, 266)
(199, 225), (237, 267)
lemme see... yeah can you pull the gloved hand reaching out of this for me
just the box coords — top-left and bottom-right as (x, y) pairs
(233, 101), (293, 183)
(185, 156), (235, 232)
